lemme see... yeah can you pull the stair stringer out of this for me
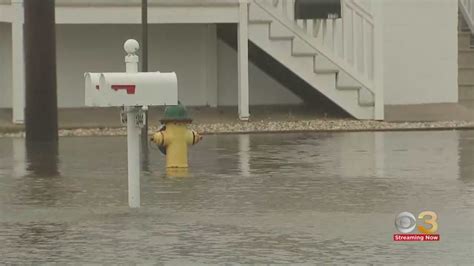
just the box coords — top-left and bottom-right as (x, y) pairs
(249, 22), (374, 119)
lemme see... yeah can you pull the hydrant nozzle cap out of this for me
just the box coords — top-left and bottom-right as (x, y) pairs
(160, 103), (193, 123)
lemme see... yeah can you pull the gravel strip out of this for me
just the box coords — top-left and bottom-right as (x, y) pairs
(1, 119), (473, 138)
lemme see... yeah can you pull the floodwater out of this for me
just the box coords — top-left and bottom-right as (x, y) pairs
(0, 131), (472, 264)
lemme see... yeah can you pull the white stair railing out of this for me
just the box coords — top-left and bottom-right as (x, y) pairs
(254, 0), (384, 119)
(460, 0), (474, 34)
(259, 0), (375, 86)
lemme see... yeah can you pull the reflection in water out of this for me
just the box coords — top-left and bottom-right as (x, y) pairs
(13, 138), (27, 178)
(0, 131), (472, 264)
(459, 130), (474, 182)
(239, 134), (250, 177)
(374, 132), (385, 177)
(15, 223), (67, 261)
(457, 131), (474, 211)
(25, 141), (59, 177)
(10, 141), (63, 207)
(166, 167), (189, 179)
(141, 140), (150, 174)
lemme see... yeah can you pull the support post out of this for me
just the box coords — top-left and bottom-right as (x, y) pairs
(125, 40), (141, 208)
(127, 107), (141, 208)
(11, 0), (25, 124)
(373, 0), (384, 120)
(24, 0), (58, 142)
(238, 0), (250, 120)
(141, 0), (148, 73)
(205, 24), (218, 108)
(141, 0), (149, 170)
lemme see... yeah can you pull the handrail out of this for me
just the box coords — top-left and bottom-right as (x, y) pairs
(460, 0), (474, 34)
(346, 0), (372, 22)
(255, 0), (376, 92)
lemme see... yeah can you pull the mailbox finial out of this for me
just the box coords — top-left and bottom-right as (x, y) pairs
(124, 39), (140, 55)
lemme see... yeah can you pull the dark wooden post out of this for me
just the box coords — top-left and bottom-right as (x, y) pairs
(142, 0), (149, 73)
(24, 0), (58, 142)
(141, 0), (149, 167)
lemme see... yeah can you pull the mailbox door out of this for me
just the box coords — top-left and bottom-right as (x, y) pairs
(294, 0), (341, 19)
(84, 72), (102, 107)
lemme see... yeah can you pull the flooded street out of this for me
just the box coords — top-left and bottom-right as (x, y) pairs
(0, 131), (473, 264)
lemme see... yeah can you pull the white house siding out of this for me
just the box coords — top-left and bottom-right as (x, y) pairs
(382, 0), (458, 105)
(0, 23), (12, 108)
(0, 23), (300, 108)
(56, 24), (212, 107)
(0, 0), (460, 109)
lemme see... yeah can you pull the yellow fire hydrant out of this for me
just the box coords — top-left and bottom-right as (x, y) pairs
(151, 104), (202, 168)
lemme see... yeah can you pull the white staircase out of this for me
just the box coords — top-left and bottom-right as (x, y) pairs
(247, 0), (383, 119)
(460, 0), (474, 34)
(459, 0), (474, 100)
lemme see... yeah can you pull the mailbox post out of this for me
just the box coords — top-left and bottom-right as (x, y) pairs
(85, 39), (178, 208)
(124, 39), (141, 208)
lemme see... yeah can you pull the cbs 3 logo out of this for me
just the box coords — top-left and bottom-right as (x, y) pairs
(395, 211), (438, 234)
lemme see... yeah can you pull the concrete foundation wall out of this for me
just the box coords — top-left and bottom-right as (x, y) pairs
(382, 0), (458, 105)
(0, 23), (12, 108)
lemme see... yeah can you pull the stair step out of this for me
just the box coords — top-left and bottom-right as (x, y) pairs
(250, 23), (320, 73)
(459, 49), (474, 67)
(337, 72), (360, 89)
(459, 67), (474, 85)
(249, 4), (273, 23)
(459, 32), (472, 49)
(336, 72), (374, 106)
(269, 22), (294, 39)
(292, 38), (316, 56)
(359, 87), (375, 106)
(459, 85), (474, 100)
(314, 55), (338, 73)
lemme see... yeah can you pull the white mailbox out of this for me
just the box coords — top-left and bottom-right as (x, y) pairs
(85, 72), (178, 107)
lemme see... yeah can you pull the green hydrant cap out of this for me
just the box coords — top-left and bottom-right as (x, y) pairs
(160, 103), (193, 123)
